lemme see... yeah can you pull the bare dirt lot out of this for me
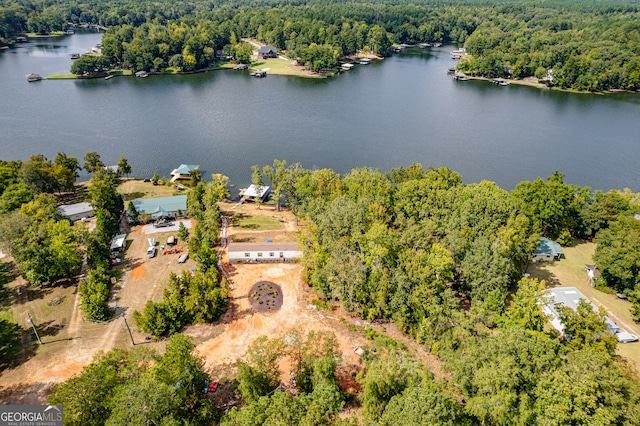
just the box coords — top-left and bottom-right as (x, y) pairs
(0, 222), (196, 403)
(192, 202), (370, 382)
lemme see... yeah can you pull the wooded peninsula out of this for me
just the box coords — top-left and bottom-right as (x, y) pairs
(2, 0), (640, 91)
(1, 152), (640, 423)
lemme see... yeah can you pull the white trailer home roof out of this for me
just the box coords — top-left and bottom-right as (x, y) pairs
(228, 242), (299, 253)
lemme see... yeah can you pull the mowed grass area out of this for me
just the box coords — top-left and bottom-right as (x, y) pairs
(250, 58), (322, 78)
(117, 179), (187, 203)
(528, 240), (640, 373)
(232, 213), (283, 231)
(46, 74), (77, 79)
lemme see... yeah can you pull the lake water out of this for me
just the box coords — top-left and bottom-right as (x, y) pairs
(1, 31), (639, 192)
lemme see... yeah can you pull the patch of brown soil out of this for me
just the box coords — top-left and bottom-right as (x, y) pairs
(336, 364), (364, 393)
(0, 382), (56, 405)
(130, 264), (146, 279)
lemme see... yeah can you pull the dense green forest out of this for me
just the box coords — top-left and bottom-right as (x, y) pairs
(2, 0), (640, 90)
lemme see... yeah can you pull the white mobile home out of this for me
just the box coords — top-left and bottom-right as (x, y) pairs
(543, 287), (619, 337)
(228, 242), (301, 264)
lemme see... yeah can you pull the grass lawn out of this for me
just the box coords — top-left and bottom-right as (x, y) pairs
(232, 213), (283, 231)
(527, 240), (640, 373)
(250, 58), (323, 78)
(46, 74), (77, 79)
(117, 179), (188, 203)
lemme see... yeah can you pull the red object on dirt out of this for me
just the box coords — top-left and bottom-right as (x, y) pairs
(208, 381), (218, 392)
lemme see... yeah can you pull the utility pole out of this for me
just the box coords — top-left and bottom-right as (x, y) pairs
(121, 313), (135, 345)
(27, 313), (42, 345)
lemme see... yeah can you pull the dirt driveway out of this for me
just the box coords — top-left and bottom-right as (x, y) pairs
(0, 224), (195, 402)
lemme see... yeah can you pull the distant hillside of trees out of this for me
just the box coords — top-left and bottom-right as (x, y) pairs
(2, 0), (639, 90)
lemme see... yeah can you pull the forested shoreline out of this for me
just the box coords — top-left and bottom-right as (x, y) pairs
(2, 0), (640, 90)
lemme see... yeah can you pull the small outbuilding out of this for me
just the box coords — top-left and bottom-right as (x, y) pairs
(532, 237), (563, 262)
(228, 242), (301, 264)
(57, 202), (95, 222)
(584, 264), (601, 282)
(258, 45), (278, 59)
(110, 233), (127, 253)
(130, 195), (187, 219)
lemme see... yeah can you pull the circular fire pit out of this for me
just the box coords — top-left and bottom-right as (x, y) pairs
(248, 281), (283, 313)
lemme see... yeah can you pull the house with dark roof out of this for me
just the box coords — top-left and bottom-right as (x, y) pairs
(532, 237), (563, 262)
(170, 164), (199, 182)
(130, 195), (187, 219)
(258, 45), (278, 59)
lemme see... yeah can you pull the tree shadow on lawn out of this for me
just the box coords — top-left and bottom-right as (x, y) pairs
(122, 191), (145, 201)
(527, 263), (562, 288)
(0, 322), (37, 373)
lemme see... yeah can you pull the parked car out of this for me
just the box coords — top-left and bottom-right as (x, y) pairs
(617, 331), (639, 343)
(153, 219), (174, 228)
(167, 235), (176, 245)
(147, 246), (156, 258)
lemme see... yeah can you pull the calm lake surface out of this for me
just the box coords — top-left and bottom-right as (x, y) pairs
(1, 31), (639, 192)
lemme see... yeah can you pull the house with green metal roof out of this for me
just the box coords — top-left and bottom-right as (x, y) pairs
(130, 195), (187, 219)
(170, 164), (199, 181)
(532, 237), (564, 262)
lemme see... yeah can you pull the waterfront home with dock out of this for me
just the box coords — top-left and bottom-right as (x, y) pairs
(258, 45), (278, 59)
(170, 164), (200, 181)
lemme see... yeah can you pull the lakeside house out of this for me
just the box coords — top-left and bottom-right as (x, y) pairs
(130, 195), (187, 219)
(228, 242), (301, 264)
(532, 237), (563, 262)
(239, 184), (271, 202)
(170, 164), (199, 181)
(258, 45), (278, 59)
(543, 287), (620, 337)
(56, 202), (94, 222)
